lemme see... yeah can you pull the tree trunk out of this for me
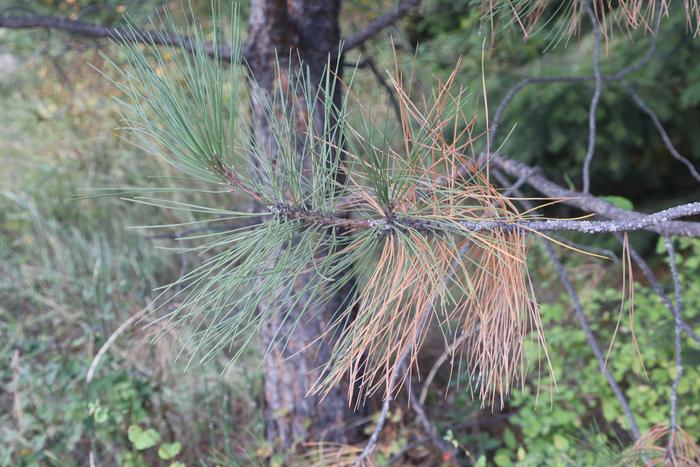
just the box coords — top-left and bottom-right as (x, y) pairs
(243, 0), (356, 452)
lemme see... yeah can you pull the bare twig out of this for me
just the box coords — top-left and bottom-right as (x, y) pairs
(489, 75), (594, 152)
(86, 308), (147, 384)
(355, 352), (410, 465)
(621, 81), (700, 184)
(358, 57), (402, 123)
(419, 335), (466, 406)
(582, 1), (603, 194)
(407, 387), (456, 457)
(488, 3), (663, 156)
(663, 235), (684, 462)
(537, 227), (640, 439)
(549, 234), (619, 263)
(502, 165), (541, 197)
(343, 0), (420, 51)
(0, 13), (235, 62)
(543, 238), (642, 439)
(612, 0), (663, 79)
(490, 154), (700, 237)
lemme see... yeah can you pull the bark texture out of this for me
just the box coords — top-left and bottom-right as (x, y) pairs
(243, 0), (354, 451)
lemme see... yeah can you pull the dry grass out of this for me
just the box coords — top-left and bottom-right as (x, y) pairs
(294, 442), (377, 467)
(621, 424), (700, 466)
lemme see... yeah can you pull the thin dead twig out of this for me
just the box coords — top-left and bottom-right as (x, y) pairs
(663, 236), (684, 463)
(344, 0), (420, 51)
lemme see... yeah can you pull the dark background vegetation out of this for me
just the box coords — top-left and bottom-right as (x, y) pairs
(1, 0), (699, 465)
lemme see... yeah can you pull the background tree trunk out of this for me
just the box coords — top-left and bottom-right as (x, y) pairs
(243, 0), (355, 451)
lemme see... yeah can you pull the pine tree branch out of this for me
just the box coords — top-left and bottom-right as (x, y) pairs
(266, 200), (700, 236)
(0, 0), (420, 59)
(211, 153), (700, 237)
(0, 12), (235, 61)
(490, 154), (700, 237)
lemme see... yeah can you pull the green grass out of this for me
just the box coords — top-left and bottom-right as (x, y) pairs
(0, 44), (264, 466)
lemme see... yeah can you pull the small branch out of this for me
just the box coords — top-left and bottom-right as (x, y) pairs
(621, 81), (700, 184)
(214, 152), (700, 237)
(663, 235), (684, 462)
(355, 352), (410, 465)
(582, 1), (603, 194)
(86, 308), (147, 384)
(343, 0), (420, 51)
(502, 166), (541, 197)
(549, 234), (619, 263)
(0, 13), (235, 62)
(490, 154), (700, 237)
(488, 3), (662, 156)
(612, 0), (663, 79)
(359, 57), (402, 123)
(418, 331), (472, 406)
(407, 386), (456, 458)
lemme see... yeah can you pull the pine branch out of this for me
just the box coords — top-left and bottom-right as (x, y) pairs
(261, 200), (700, 236)
(490, 154), (700, 237)
(1, 0), (420, 61)
(0, 13), (235, 61)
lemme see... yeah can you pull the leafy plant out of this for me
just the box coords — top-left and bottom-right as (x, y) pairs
(487, 239), (700, 464)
